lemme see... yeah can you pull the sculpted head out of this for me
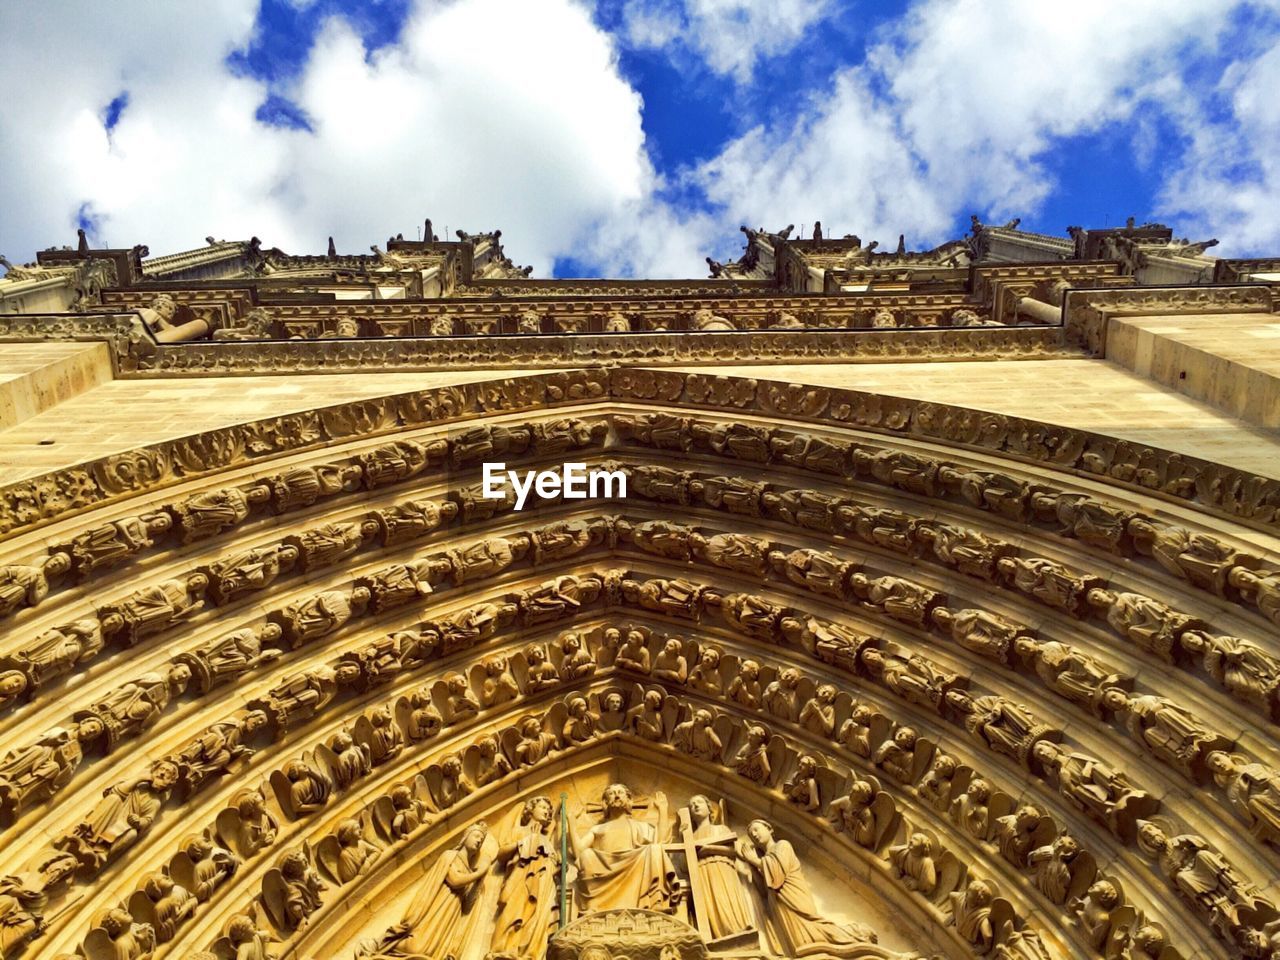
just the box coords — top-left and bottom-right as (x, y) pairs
(1030, 741), (1060, 770)
(228, 915), (258, 943)
(167, 662), (193, 692)
(523, 796), (554, 826)
(1086, 879), (1118, 907)
(602, 783), (632, 812)
(1136, 821), (1168, 855)
(688, 794), (713, 823)
(604, 692), (624, 713)
(747, 819), (774, 848)
(461, 822), (489, 853)
(694, 709), (713, 727)
(1008, 640), (1039, 660)
(520, 717), (543, 738)
(1100, 687), (1131, 714)
(644, 690), (663, 711)
(894, 726), (917, 748)
(0, 671), (27, 698)
(44, 552), (72, 577)
(102, 907), (132, 936)
(848, 779), (874, 804)
(740, 659), (759, 679)
(337, 819), (362, 844)
(816, 683), (836, 704)
(391, 784), (413, 808)
(1132, 926), (1166, 954)
(908, 833), (930, 854)
(965, 879), (993, 906)
(150, 760), (180, 789)
(281, 851), (309, 879)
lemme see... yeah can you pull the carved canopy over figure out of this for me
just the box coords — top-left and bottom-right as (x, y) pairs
(571, 783), (676, 915)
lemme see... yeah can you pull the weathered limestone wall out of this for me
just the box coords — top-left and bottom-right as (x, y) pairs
(676, 359), (1280, 478)
(0, 341), (112, 430)
(4, 357), (1279, 486)
(1106, 311), (1280, 428)
(0, 367), (541, 483)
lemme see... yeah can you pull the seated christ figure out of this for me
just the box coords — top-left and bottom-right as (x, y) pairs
(571, 783), (676, 914)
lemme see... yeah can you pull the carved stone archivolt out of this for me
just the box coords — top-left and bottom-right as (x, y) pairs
(1, 395), (1279, 960)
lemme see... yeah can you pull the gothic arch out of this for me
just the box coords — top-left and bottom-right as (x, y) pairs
(0, 369), (1277, 960)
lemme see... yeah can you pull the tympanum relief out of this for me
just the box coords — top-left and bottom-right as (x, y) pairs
(354, 765), (926, 960)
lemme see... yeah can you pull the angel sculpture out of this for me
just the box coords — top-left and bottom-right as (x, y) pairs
(680, 795), (755, 941)
(261, 850), (325, 932)
(489, 797), (559, 959)
(317, 818), (381, 885)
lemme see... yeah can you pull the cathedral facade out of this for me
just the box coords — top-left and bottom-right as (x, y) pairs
(0, 220), (1278, 960)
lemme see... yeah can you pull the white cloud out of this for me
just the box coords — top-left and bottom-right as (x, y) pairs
(1157, 40), (1280, 254)
(0, 0), (654, 277)
(2, 0), (1276, 283)
(607, 0), (1264, 269)
(867, 0), (1243, 220)
(621, 0), (835, 83)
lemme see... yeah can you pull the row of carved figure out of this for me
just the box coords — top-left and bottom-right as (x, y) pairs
(0, 541), (625, 822)
(0, 576), (613, 960)
(5, 587), (1275, 958)
(4, 510), (1278, 922)
(0, 414), (608, 613)
(617, 412), (1280, 625)
(622, 458), (1280, 722)
(208, 303), (1007, 341)
(6, 496), (1276, 860)
(1, 361), (1276, 545)
(606, 372), (1280, 526)
(611, 514), (1280, 806)
(79, 673), (1067, 960)
(47, 651), (1184, 960)
(5, 458), (1274, 768)
(7, 405), (1272, 649)
(7, 407), (1269, 670)
(0, 398), (1272, 614)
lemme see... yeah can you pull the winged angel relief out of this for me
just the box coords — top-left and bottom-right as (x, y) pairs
(353, 784), (922, 960)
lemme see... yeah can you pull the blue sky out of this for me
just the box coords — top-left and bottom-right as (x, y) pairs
(1, 0), (1278, 277)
